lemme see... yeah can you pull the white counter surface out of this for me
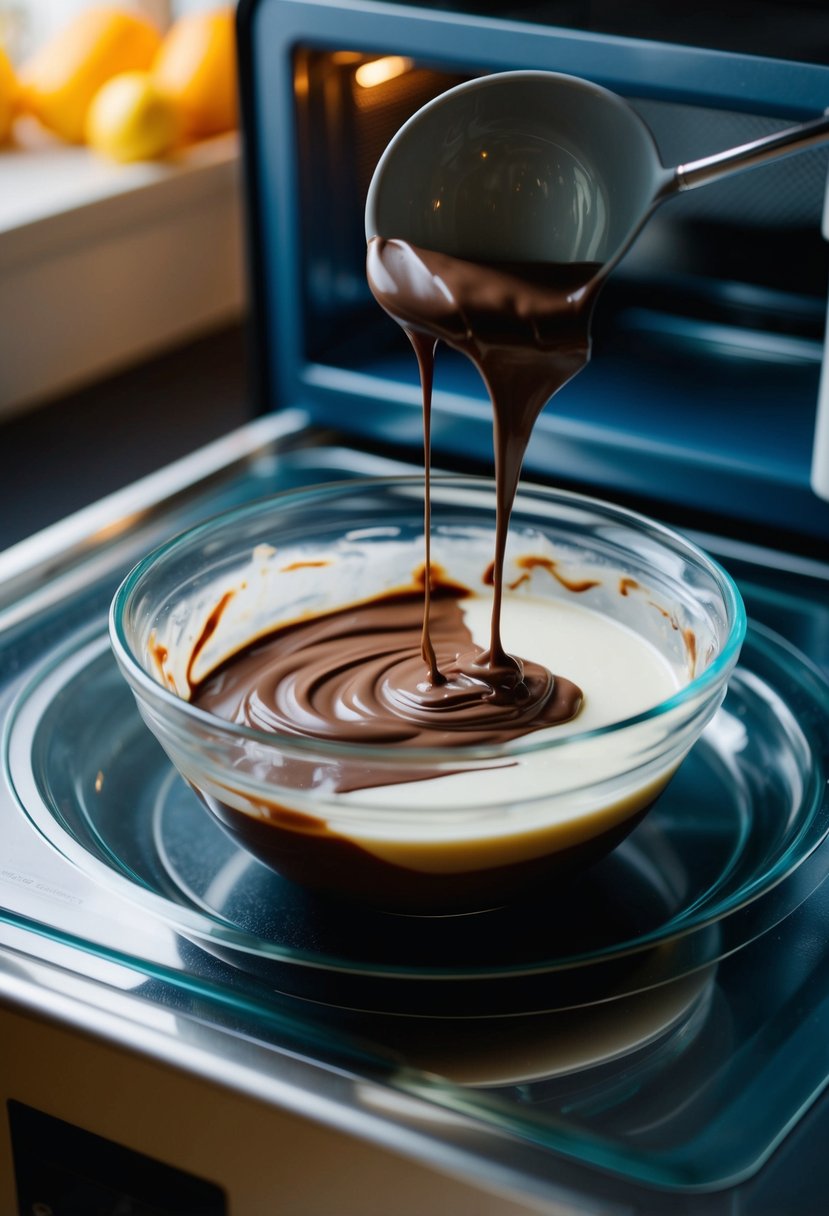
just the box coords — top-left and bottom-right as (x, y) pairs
(0, 119), (245, 417)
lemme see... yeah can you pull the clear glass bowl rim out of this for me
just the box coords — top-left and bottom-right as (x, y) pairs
(109, 475), (748, 766)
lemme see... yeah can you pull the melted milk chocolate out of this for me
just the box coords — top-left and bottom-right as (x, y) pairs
(366, 238), (601, 704)
(194, 241), (605, 778)
(192, 589), (582, 792)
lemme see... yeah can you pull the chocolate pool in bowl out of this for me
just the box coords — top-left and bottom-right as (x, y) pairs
(109, 477), (745, 914)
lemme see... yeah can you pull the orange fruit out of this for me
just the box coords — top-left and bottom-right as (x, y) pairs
(0, 45), (17, 144)
(85, 69), (179, 161)
(153, 8), (237, 142)
(19, 6), (161, 143)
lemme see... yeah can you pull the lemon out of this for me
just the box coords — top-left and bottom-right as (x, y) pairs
(0, 45), (17, 144)
(86, 69), (179, 162)
(153, 8), (237, 141)
(19, 7), (161, 143)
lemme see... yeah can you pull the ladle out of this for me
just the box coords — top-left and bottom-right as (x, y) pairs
(365, 70), (829, 273)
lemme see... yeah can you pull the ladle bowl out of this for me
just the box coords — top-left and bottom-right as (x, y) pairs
(365, 70), (829, 272)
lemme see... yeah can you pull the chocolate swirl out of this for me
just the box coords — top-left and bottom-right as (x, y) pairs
(192, 590), (582, 753)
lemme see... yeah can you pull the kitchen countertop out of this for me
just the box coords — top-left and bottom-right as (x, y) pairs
(0, 123), (244, 419)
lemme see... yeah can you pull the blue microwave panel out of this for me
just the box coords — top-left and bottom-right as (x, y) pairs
(320, 332), (820, 481)
(302, 348), (829, 541)
(247, 0), (829, 117)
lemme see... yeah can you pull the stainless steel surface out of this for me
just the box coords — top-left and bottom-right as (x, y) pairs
(675, 111), (829, 192)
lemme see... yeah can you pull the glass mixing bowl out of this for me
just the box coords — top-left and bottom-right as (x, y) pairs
(110, 477), (746, 914)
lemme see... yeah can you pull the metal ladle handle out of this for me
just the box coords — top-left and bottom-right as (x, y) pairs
(673, 111), (829, 194)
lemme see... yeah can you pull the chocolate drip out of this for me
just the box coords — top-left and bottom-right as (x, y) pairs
(366, 237), (601, 707)
(192, 242), (603, 776)
(409, 328), (442, 684)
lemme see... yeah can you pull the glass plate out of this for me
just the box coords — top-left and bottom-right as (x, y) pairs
(6, 619), (829, 1015)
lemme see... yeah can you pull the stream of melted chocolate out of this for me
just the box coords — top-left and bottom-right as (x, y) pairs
(194, 241), (605, 761)
(365, 238), (602, 706)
